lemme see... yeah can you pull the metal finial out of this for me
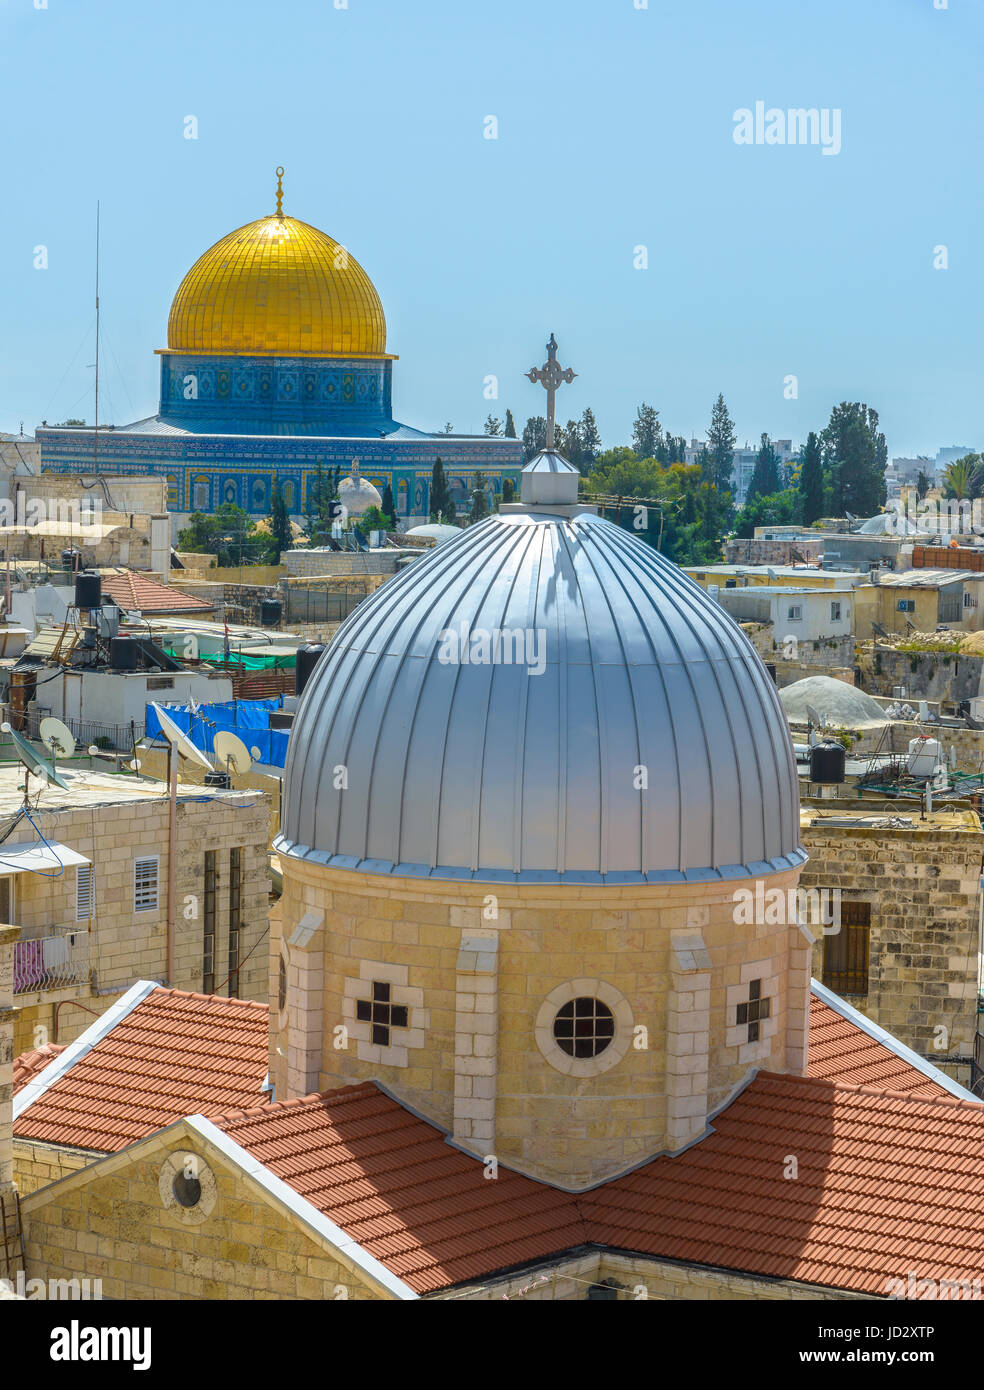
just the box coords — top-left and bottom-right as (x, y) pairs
(525, 333), (576, 451)
(275, 166), (285, 217)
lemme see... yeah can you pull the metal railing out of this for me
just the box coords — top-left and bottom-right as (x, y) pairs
(13, 929), (89, 994)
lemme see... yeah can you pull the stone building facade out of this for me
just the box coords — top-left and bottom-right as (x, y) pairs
(9, 777), (270, 1056)
(799, 807), (983, 1081)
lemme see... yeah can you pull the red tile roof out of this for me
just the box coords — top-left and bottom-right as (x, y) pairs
(217, 1073), (984, 1298)
(15, 988), (269, 1152)
(807, 994), (956, 1099)
(13, 1043), (66, 1093)
(99, 570), (212, 614)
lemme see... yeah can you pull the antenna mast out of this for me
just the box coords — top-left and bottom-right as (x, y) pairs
(94, 200), (100, 474)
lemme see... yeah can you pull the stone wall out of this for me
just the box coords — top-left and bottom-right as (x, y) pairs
(724, 538), (824, 566)
(0, 925), (17, 1201)
(858, 646), (984, 703)
(800, 814), (983, 1071)
(271, 861), (810, 1189)
(21, 1128), (386, 1299)
(11, 789), (270, 1056)
(450, 1249), (862, 1300)
(14, 1139), (94, 1196)
(283, 550), (405, 578)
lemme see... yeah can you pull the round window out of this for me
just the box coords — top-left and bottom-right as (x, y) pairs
(553, 997), (615, 1059)
(172, 1171), (202, 1208)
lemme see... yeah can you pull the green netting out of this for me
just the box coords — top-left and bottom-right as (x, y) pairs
(161, 647), (296, 670)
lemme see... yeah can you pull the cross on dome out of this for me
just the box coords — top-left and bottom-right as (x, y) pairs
(525, 333), (576, 450)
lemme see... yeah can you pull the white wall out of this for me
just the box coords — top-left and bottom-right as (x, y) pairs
(770, 592), (854, 642)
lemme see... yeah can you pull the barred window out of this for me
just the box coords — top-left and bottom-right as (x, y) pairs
(76, 865), (94, 921)
(134, 856), (160, 912)
(823, 900), (871, 996)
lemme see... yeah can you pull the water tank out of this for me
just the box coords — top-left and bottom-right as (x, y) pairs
(260, 598), (282, 628)
(295, 642), (327, 696)
(204, 770), (231, 790)
(907, 737), (942, 779)
(809, 740), (846, 785)
(74, 571), (102, 610)
(109, 635), (138, 670)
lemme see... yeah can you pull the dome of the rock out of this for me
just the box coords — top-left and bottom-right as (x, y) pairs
(166, 213), (387, 359)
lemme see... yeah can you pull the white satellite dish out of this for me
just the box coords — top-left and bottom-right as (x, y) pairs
(151, 702), (212, 770)
(213, 731), (252, 776)
(250, 746), (261, 762)
(40, 717), (76, 759)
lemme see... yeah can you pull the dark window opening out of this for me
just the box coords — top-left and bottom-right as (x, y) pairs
(553, 997), (615, 1059)
(227, 847), (242, 998)
(823, 900), (871, 996)
(202, 850), (216, 994)
(356, 980), (409, 1047)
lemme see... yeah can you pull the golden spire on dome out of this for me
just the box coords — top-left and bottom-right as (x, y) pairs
(275, 166), (285, 218)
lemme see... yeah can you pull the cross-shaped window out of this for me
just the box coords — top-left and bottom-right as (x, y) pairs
(736, 979), (770, 1043)
(356, 981), (409, 1047)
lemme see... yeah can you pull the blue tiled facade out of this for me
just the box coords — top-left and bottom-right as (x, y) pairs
(158, 354), (399, 436)
(38, 351), (523, 518)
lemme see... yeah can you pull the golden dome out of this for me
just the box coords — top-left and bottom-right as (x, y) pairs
(166, 188), (388, 359)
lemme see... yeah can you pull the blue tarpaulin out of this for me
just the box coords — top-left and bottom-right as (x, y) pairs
(145, 697), (289, 768)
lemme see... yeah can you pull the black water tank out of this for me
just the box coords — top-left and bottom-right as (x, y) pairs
(260, 598), (282, 627)
(295, 642), (326, 696)
(109, 635), (138, 670)
(74, 570), (102, 610)
(810, 739), (846, 785)
(204, 770), (231, 790)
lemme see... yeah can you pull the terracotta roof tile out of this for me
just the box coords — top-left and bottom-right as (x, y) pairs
(808, 994), (957, 1098)
(98, 570), (211, 614)
(12, 1043), (66, 1092)
(216, 1073), (984, 1297)
(15, 987), (269, 1152)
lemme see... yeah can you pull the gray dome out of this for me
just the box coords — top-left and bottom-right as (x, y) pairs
(277, 510), (804, 884)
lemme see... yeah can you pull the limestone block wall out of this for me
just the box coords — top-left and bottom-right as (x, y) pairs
(271, 861), (808, 1189)
(449, 1250), (862, 1301)
(21, 1129), (385, 1299)
(13, 1139), (94, 1196)
(11, 791), (270, 1056)
(0, 925), (18, 1197)
(800, 818), (983, 1064)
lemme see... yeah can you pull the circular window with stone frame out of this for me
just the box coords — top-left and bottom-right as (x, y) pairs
(158, 1152), (218, 1225)
(534, 979), (634, 1078)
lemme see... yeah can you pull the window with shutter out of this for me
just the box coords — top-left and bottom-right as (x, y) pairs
(134, 856), (160, 912)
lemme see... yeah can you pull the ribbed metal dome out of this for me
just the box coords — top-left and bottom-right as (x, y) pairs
(277, 510), (804, 884)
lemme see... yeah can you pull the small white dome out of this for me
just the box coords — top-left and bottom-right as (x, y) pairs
(338, 461), (382, 517)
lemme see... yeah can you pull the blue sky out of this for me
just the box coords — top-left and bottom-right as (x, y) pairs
(2, 0), (981, 461)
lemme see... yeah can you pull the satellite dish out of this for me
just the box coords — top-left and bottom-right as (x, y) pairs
(151, 703), (212, 770)
(127, 759), (142, 772)
(0, 722), (70, 790)
(805, 703), (822, 728)
(250, 746), (261, 761)
(40, 717), (76, 759)
(213, 731), (252, 776)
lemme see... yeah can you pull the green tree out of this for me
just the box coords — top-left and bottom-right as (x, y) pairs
(733, 487), (801, 539)
(631, 403), (662, 460)
(177, 503), (262, 567)
(361, 504), (396, 534)
(469, 471), (489, 524)
(706, 393), (737, 491)
(269, 476), (292, 557)
(504, 409), (517, 438)
(821, 402), (888, 516)
(799, 431), (824, 524)
(430, 456), (453, 522)
(381, 482), (397, 527)
(915, 469), (932, 501)
(501, 477), (515, 503)
(580, 407), (601, 467)
(558, 418), (585, 471)
(942, 454), (984, 501)
(522, 416), (547, 461)
(484, 414), (503, 436)
(746, 433), (781, 504)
